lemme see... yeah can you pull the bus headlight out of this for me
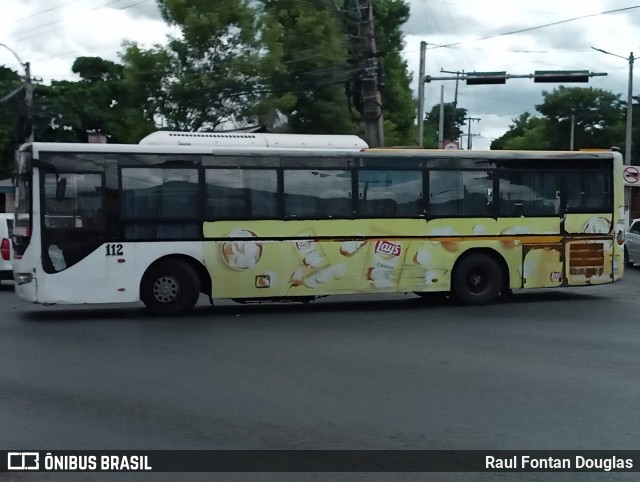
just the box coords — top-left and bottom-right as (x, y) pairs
(14, 273), (33, 285)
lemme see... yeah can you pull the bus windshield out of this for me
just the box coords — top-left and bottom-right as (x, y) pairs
(13, 150), (32, 248)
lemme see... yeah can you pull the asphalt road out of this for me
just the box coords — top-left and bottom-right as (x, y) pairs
(1, 268), (639, 482)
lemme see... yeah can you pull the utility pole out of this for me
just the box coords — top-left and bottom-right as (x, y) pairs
(591, 47), (634, 218)
(464, 117), (480, 150)
(570, 113), (575, 150)
(355, 0), (384, 147)
(24, 62), (34, 143)
(417, 41), (426, 146)
(441, 69), (463, 146)
(0, 43), (35, 143)
(627, 52), (634, 167)
(438, 85), (445, 148)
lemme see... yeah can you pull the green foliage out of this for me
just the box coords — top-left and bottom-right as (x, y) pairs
(32, 57), (155, 144)
(256, 0), (360, 134)
(423, 102), (468, 146)
(123, 0), (262, 131)
(121, 0), (414, 139)
(537, 86), (624, 150)
(372, 0), (416, 145)
(490, 112), (550, 150)
(1, 0), (416, 173)
(0, 66), (22, 177)
(72, 57), (123, 82)
(492, 87), (627, 152)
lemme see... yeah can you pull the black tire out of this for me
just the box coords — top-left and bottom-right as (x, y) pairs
(141, 260), (200, 315)
(452, 253), (503, 305)
(624, 247), (633, 267)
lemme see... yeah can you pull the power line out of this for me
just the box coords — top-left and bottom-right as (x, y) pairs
(13, 0), (152, 43)
(429, 5), (640, 50)
(13, 0), (84, 23)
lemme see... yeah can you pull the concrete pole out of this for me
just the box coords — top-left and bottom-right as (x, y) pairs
(24, 61), (34, 143)
(625, 53), (634, 219)
(626, 52), (634, 167)
(357, 0), (384, 147)
(438, 85), (444, 148)
(570, 113), (575, 150)
(417, 41), (426, 147)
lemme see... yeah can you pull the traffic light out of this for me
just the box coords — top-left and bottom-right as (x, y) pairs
(466, 72), (507, 85)
(533, 70), (590, 83)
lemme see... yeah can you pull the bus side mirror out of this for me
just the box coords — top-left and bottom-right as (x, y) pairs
(56, 178), (67, 202)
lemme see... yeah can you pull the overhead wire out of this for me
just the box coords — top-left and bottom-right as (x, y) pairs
(13, 0), (85, 23)
(12, 0), (152, 43)
(430, 5), (640, 50)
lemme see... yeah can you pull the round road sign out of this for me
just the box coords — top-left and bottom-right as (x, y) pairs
(623, 166), (640, 185)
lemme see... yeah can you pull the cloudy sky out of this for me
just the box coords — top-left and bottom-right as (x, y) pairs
(1, 0), (639, 148)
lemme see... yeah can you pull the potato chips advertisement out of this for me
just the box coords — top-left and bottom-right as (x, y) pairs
(202, 216), (621, 299)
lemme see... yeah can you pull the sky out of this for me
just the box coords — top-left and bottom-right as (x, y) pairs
(1, 0), (639, 149)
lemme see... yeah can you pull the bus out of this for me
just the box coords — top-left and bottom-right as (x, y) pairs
(12, 132), (625, 314)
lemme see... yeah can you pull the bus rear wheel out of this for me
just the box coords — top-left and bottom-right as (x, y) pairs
(141, 260), (200, 315)
(452, 253), (502, 305)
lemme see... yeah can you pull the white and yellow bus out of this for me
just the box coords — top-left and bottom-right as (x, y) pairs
(12, 132), (625, 314)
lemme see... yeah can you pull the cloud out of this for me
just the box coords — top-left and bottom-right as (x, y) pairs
(2, 0), (640, 147)
(402, 1), (640, 147)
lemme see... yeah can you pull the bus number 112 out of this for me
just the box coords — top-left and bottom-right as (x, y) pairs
(106, 244), (124, 256)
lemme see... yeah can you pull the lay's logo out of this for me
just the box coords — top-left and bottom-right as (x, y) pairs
(375, 240), (401, 257)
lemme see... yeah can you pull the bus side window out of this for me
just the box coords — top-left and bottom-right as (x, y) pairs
(565, 170), (610, 212)
(283, 169), (352, 219)
(358, 170), (422, 217)
(498, 170), (559, 217)
(429, 170), (492, 217)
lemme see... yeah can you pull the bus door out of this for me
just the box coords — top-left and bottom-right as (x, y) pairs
(41, 172), (134, 297)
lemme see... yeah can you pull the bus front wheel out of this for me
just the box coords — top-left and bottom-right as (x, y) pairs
(452, 253), (502, 305)
(141, 260), (200, 315)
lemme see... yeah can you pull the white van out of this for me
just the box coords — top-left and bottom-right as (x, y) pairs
(0, 213), (14, 281)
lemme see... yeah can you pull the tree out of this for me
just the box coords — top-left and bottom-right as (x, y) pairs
(371, 0), (416, 146)
(537, 86), (624, 150)
(33, 57), (155, 143)
(490, 112), (551, 150)
(123, 0), (262, 131)
(257, 0), (359, 134)
(492, 87), (626, 151)
(122, 0), (415, 142)
(423, 102), (467, 148)
(0, 66), (22, 177)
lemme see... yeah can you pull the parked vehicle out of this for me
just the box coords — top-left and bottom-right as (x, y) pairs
(624, 218), (640, 267)
(0, 213), (14, 281)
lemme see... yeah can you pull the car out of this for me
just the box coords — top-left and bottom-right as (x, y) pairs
(0, 213), (14, 281)
(624, 218), (640, 267)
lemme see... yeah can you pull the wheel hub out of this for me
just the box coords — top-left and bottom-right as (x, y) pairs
(468, 270), (486, 292)
(153, 276), (178, 303)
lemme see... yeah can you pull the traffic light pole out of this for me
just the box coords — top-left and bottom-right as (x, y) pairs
(415, 65), (607, 149)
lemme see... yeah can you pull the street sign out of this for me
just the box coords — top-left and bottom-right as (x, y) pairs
(623, 166), (640, 186)
(443, 141), (459, 149)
